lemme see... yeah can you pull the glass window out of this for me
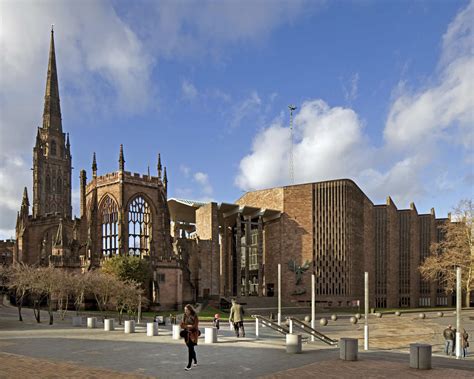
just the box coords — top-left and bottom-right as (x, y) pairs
(128, 196), (151, 257)
(100, 195), (119, 257)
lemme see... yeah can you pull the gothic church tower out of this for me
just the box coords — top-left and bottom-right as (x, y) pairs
(32, 28), (72, 218)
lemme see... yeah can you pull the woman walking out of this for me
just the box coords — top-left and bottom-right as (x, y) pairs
(180, 304), (199, 371)
(462, 329), (469, 358)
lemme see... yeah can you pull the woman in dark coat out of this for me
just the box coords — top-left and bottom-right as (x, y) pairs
(180, 304), (199, 371)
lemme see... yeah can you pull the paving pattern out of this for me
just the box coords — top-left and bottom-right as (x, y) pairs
(0, 304), (473, 378)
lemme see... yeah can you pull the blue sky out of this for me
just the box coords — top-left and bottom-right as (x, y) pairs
(0, 0), (473, 238)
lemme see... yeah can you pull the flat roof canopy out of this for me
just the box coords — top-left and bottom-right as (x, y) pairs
(168, 198), (280, 225)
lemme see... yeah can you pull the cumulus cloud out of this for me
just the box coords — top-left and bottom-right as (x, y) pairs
(384, 0), (474, 150)
(236, 1), (473, 209)
(194, 172), (213, 197)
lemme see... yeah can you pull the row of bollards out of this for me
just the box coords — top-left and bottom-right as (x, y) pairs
(75, 317), (219, 343)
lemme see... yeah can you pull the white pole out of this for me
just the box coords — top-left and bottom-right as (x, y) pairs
(456, 267), (462, 359)
(364, 272), (369, 351)
(311, 274), (315, 342)
(255, 317), (259, 339)
(289, 318), (293, 334)
(278, 263), (281, 326)
(138, 295), (142, 324)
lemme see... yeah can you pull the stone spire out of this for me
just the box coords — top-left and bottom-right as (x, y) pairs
(42, 26), (62, 132)
(21, 187), (29, 208)
(157, 153), (162, 179)
(119, 144), (125, 171)
(66, 133), (70, 152)
(92, 152), (97, 177)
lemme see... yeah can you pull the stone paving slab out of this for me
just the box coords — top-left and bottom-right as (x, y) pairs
(259, 357), (474, 379)
(0, 352), (152, 379)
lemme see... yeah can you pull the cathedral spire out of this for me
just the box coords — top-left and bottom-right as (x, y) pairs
(119, 144), (125, 171)
(42, 26), (62, 132)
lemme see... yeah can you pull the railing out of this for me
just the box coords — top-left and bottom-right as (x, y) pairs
(252, 314), (290, 336)
(287, 317), (337, 346)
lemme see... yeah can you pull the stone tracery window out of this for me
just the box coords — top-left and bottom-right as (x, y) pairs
(57, 177), (62, 194)
(100, 195), (119, 257)
(128, 196), (151, 257)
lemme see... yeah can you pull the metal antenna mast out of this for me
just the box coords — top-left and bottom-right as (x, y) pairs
(288, 105), (297, 184)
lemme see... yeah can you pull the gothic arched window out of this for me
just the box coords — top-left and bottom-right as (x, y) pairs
(57, 177), (62, 194)
(51, 140), (57, 156)
(128, 196), (151, 257)
(100, 195), (119, 257)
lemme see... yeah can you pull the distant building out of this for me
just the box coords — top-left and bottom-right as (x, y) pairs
(170, 181), (451, 309)
(11, 29), (452, 310)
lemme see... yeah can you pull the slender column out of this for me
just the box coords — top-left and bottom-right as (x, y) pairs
(245, 217), (251, 296)
(456, 267), (462, 359)
(278, 263), (281, 325)
(364, 272), (369, 351)
(257, 216), (264, 296)
(311, 274), (315, 342)
(236, 214), (242, 297)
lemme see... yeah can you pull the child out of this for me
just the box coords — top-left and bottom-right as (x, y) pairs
(213, 313), (220, 330)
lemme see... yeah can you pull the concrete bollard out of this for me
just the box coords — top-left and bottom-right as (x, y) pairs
(350, 316), (358, 324)
(395, 311), (401, 317)
(409, 343), (431, 370)
(320, 317), (328, 326)
(331, 314), (338, 321)
(375, 312), (382, 318)
(124, 320), (135, 334)
(418, 313), (426, 320)
(172, 324), (181, 340)
(304, 315), (310, 322)
(104, 319), (114, 331)
(340, 338), (358, 361)
(205, 327), (218, 344)
(437, 312), (443, 317)
(72, 316), (82, 327)
(355, 313), (361, 320)
(286, 334), (302, 354)
(147, 322), (159, 336)
(87, 317), (97, 329)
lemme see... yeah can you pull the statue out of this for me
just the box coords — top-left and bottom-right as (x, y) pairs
(287, 259), (311, 285)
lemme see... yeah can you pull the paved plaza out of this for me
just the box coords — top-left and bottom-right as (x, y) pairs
(0, 304), (473, 378)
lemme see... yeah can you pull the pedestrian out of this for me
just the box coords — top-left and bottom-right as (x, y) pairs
(213, 313), (220, 330)
(229, 298), (245, 337)
(461, 328), (469, 358)
(180, 304), (199, 371)
(443, 325), (455, 356)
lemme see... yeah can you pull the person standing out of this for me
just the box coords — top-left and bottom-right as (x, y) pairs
(461, 329), (469, 358)
(213, 314), (220, 330)
(443, 325), (455, 356)
(180, 304), (199, 371)
(229, 299), (245, 337)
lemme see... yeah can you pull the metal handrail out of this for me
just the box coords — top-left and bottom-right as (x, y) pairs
(287, 317), (337, 345)
(252, 314), (289, 335)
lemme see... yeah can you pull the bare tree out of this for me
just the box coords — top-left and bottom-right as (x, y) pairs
(420, 199), (473, 307)
(71, 272), (89, 316)
(31, 266), (62, 325)
(88, 271), (118, 319)
(6, 264), (34, 321)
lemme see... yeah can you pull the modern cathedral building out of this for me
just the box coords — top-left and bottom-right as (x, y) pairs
(5, 30), (452, 310)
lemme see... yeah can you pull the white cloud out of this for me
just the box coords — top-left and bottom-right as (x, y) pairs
(230, 91), (262, 129)
(341, 72), (359, 104)
(384, 0), (474, 150)
(194, 172), (213, 196)
(182, 79), (198, 100)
